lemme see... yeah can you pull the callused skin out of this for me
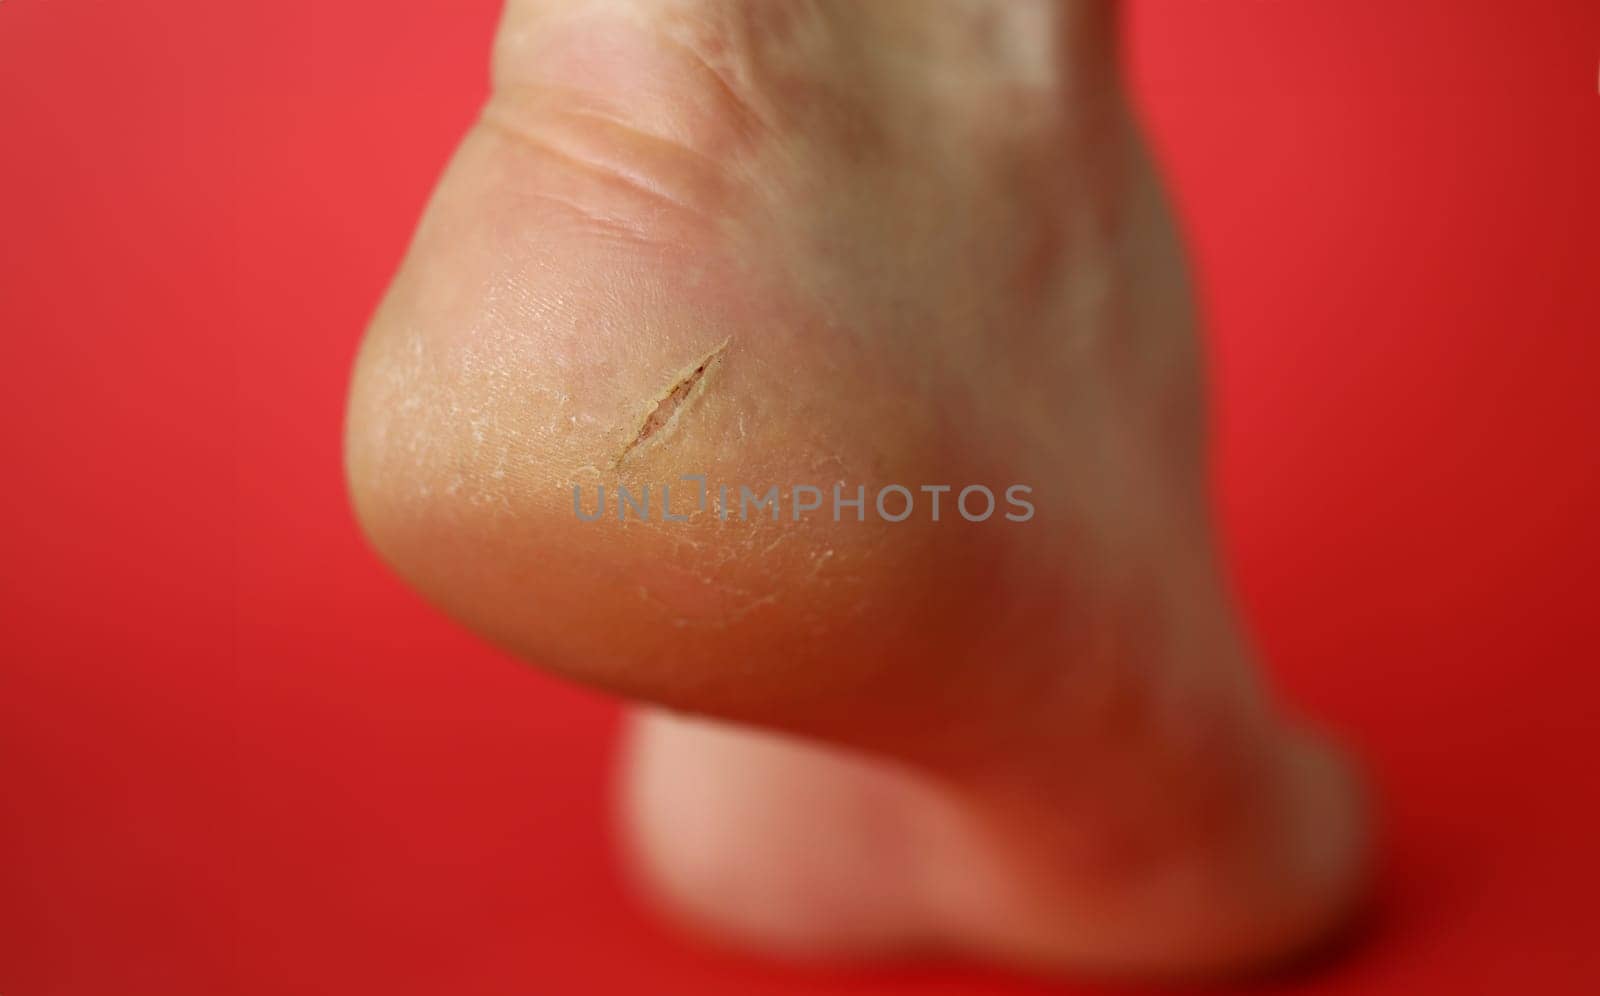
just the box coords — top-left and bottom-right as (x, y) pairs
(345, 0), (1367, 979)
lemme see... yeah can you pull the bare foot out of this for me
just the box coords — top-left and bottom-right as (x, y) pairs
(345, 0), (1368, 980)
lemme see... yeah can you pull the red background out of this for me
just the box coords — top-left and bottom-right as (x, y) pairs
(2, 1), (1598, 993)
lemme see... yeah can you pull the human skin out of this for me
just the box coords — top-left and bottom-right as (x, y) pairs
(344, 0), (1368, 980)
